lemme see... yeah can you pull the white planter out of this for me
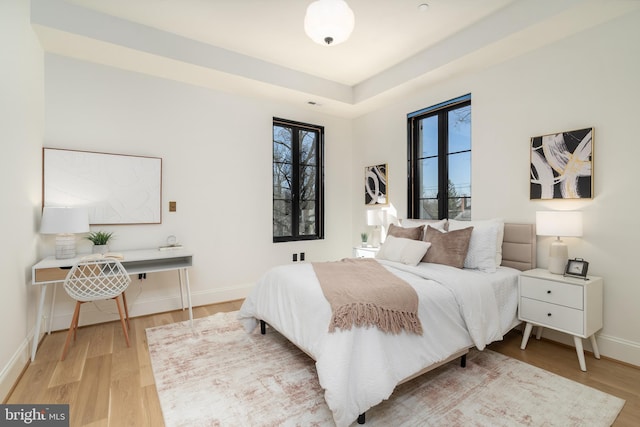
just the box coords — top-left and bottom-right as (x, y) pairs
(92, 244), (109, 254)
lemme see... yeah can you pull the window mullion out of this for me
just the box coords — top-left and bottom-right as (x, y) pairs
(438, 112), (448, 219)
(291, 129), (301, 238)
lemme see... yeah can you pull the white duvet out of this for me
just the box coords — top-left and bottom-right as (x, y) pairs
(238, 259), (519, 427)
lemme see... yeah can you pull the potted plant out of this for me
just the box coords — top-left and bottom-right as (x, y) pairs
(360, 232), (368, 247)
(87, 231), (114, 254)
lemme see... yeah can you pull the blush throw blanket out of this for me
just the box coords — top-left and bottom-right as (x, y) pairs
(312, 258), (423, 335)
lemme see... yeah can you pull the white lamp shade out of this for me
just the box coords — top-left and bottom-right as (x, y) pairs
(536, 211), (583, 238)
(40, 207), (90, 234)
(304, 0), (355, 46)
(366, 209), (383, 226)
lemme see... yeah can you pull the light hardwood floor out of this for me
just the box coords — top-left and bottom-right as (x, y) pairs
(5, 300), (639, 426)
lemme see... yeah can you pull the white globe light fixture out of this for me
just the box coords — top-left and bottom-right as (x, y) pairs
(304, 0), (355, 46)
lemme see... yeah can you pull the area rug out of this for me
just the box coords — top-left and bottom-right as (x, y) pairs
(146, 311), (625, 427)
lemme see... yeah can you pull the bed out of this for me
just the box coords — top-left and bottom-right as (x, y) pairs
(238, 221), (536, 427)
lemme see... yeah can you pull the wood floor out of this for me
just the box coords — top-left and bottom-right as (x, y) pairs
(5, 300), (639, 426)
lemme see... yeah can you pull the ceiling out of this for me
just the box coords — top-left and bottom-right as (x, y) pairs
(31, 0), (639, 118)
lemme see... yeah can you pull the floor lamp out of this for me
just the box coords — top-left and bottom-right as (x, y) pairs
(536, 211), (583, 274)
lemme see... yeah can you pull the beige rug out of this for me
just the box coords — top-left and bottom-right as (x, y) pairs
(146, 311), (625, 427)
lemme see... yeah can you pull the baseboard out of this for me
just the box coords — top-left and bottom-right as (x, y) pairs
(540, 329), (640, 367)
(45, 282), (254, 332)
(595, 333), (640, 367)
(0, 337), (30, 402)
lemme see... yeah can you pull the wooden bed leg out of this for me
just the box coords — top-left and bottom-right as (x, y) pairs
(260, 320), (266, 335)
(357, 413), (365, 424)
(460, 354), (467, 368)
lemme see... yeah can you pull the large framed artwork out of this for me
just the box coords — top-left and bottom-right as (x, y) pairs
(365, 164), (388, 205)
(43, 148), (162, 225)
(530, 127), (593, 200)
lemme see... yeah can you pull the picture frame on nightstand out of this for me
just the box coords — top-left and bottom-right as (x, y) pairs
(564, 258), (589, 279)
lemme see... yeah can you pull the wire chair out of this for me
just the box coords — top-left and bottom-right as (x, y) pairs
(61, 258), (132, 360)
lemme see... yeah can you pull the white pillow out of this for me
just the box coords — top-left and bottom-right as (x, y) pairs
(376, 235), (431, 266)
(448, 218), (504, 272)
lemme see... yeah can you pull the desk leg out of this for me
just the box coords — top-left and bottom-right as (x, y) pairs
(31, 283), (49, 362)
(48, 283), (58, 334)
(178, 269), (185, 311)
(183, 268), (194, 327)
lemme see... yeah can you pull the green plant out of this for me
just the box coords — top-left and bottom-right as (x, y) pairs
(360, 232), (368, 242)
(86, 231), (114, 245)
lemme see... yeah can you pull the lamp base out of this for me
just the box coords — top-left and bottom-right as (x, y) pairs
(55, 233), (77, 259)
(370, 226), (381, 247)
(548, 239), (568, 274)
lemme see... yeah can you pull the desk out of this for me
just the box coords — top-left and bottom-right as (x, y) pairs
(31, 248), (193, 361)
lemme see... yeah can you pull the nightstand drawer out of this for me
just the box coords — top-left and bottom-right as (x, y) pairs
(520, 276), (583, 310)
(520, 297), (584, 336)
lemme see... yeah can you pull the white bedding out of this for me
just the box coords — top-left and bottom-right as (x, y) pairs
(238, 260), (520, 427)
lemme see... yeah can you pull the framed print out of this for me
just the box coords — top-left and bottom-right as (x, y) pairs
(530, 127), (593, 199)
(44, 148), (162, 225)
(564, 258), (589, 279)
(365, 164), (387, 205)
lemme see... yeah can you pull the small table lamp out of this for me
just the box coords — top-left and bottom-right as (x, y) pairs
(40, 207), (90, 259)
(536, 211), (583, 274)
(366, 209), (384, 247)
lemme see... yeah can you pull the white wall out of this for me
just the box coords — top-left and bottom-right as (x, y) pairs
(41, 54), (353, 331)
(352, 11), (640, 365)
(0, 0), (44, 400)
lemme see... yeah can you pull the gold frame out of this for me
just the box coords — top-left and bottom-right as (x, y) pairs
(364, 163), (388, 206)
(530, 127), (594, 200)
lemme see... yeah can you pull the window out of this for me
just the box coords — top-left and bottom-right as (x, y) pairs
(273, 118), (324, 242)
(407, 94), (471, 220)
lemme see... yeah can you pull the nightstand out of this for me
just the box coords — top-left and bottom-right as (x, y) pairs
(353, 246), (379, 258)
(518, 268), (603, 371)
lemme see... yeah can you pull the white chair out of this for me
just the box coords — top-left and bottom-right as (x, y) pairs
(61, 258), (132, 360)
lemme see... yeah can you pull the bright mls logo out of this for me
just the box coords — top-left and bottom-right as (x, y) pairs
(1, 405), (69, 426)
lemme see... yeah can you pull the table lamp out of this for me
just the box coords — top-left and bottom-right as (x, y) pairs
(536, 211), (583, 274)
(366, 209), (384, 247)
(40, 207), (90, 259)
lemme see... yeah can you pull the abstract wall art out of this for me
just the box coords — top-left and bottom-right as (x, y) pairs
(44, 148), (162, 224)
(365, 164), (388, 205)
(530, 127), (593, 200)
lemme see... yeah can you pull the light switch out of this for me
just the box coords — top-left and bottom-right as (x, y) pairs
(169, 201), (177, 212)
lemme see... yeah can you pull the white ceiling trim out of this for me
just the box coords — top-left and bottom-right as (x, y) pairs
(31, 0), (640, 118)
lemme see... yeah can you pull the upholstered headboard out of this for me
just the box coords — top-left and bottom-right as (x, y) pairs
(501, 223), (536, 271)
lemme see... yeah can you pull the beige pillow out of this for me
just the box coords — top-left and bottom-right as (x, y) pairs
(387, 223), (424, 240)
(422, 225), (474, 268)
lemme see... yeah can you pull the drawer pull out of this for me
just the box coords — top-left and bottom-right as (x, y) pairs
(547, 290), (551, 294)
(547, 313), (552, 317)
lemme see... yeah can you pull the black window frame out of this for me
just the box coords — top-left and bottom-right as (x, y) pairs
(407, 94), (471, 220)
(273, 117), (325, 243)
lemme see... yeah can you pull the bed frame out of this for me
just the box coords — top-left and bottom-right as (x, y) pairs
(260, 223), (536, 425)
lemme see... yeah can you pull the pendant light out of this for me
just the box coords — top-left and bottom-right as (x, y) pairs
(304, 0), (355, 46)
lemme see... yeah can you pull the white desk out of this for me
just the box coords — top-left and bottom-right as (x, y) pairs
(31, 248), (194, 361)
